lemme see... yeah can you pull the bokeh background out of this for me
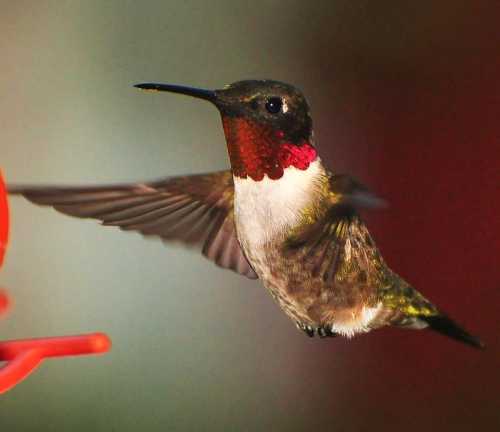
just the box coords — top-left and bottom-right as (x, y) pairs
(1, 1), (499, 431)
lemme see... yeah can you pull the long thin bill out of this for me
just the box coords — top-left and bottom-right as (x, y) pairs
(134, 83), (217, 102)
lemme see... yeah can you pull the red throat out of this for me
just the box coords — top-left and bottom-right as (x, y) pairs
(222, 117), (317, 181)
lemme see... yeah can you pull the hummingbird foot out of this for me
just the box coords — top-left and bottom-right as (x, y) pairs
(296, 322), (315, 337)
(296, 322), (338, 338)
(317, 326), (337, 338)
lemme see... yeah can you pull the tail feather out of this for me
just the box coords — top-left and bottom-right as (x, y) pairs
(420, 314), (484, 349)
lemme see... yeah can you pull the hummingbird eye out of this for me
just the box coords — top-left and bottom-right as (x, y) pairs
(265, 97), (283, 114)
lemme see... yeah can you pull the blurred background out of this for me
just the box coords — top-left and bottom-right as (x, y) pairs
(1, 1), (499, 430)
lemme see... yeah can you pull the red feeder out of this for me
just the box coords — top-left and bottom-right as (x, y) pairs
(0, 333), (111, 394)
(0, 169), (8, 267)
(0, 171), (9, 317)
(0, 171), (111, 394)
(0, 289), (10, 317)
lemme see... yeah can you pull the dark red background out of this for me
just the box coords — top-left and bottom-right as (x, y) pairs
(301, 4), (500, 429)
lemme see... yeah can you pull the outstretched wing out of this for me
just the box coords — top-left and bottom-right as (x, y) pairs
(9, 170), (258, 279)
(285, 173), (385, 284)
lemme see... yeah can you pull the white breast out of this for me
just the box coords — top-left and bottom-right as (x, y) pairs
(233, 159), (325, 248)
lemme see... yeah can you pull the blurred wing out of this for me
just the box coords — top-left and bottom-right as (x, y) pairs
(9, 171), (258, 279)
(328, 174), (387, 210)
(285, 173), (385, 283)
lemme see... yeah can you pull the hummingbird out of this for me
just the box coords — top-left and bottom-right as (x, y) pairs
(9, 80), (482, 348)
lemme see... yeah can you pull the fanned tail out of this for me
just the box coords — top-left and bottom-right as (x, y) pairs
(420, 314), (484, 349)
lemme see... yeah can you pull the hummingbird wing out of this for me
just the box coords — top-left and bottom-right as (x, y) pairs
(328, 174), (387, 210)
(285, 173), (385, 284)
(8, 171), (258, 279)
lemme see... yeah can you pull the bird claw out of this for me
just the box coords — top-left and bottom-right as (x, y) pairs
(296, 322), (315, 337)
(317, 327), (328, 338)
(296, 323), (337, 338)
(317, 326), (337, 338)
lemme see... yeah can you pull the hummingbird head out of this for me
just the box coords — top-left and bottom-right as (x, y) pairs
(135, 80), (317, 181)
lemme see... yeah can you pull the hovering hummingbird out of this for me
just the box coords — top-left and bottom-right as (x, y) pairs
(9, 80), (482, 348)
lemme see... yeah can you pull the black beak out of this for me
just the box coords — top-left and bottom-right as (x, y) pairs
(134, 83), (217, 103)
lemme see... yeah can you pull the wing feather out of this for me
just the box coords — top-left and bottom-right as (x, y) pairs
(9, 171), (258, 279)
(285, 173), (384, 284)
